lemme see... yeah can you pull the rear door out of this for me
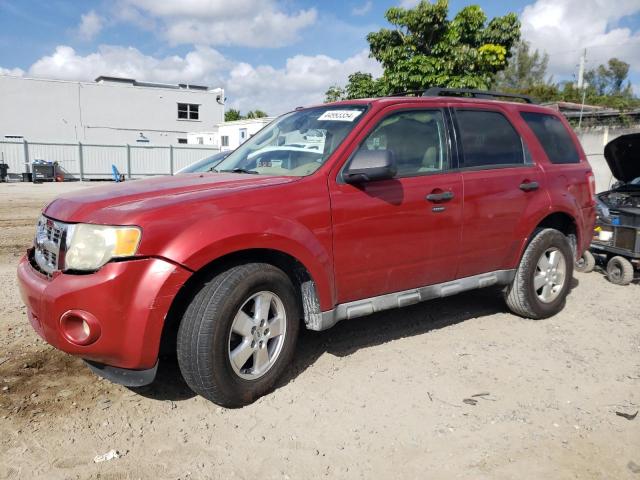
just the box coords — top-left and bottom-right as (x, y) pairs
(451, 106), (548, 278)
(329, 105), (463, 303)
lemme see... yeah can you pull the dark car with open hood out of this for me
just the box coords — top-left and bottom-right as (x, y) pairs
(576, 133), (640, 285)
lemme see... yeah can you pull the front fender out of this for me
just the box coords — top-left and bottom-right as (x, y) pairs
(156, 212), (335, 311)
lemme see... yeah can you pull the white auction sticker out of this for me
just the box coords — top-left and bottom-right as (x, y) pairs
(317, 110), (363, 122)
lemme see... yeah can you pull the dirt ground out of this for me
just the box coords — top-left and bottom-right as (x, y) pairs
(0, 182), (638, 480)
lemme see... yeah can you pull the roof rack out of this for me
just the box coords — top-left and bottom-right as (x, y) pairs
(388, 90), (426, 97)
(422, 87), (535, 104)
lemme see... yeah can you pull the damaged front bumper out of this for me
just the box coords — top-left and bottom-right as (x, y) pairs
(17, 251), (192, 373)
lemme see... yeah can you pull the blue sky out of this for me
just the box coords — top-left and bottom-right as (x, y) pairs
(1, 0), (639, 114)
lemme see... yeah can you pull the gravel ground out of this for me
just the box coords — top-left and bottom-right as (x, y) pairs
(0, 182), (639, 480)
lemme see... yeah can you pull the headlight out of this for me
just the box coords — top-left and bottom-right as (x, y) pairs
(64, 224), (141, 271)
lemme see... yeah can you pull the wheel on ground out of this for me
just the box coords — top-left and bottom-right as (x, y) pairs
(575, 250), (596, 273)
(504, 228), (574, 319)
(177, 263), (300, 407)
(606, 256), (634, 285)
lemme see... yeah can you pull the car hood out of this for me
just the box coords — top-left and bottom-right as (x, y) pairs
(604, 133), (640, 183)
(44, 173), (298, 223)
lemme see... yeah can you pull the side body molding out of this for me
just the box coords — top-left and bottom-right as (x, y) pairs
(312, 269), (516, 331)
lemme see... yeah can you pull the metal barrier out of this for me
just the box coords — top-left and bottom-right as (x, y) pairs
(0, 140), (221, 180)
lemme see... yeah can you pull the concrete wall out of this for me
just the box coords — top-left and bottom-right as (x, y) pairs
(574, 125), (640, 193)
(0, 76), (224, 145)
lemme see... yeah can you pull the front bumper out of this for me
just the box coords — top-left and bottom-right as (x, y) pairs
(17, 251), (191, 370)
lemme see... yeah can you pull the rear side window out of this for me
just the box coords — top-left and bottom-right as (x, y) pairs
(520, 112), (580, 164)
(455, 110), (525, 168)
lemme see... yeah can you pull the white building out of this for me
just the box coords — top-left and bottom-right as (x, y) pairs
(0, 75), (225, 145)
(187, 117), (274, 151)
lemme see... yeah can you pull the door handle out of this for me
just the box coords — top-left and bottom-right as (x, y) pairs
(426, 191), (454, 202)
(519, 181), (539, 192)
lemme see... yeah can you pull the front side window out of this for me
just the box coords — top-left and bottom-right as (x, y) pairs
(214, 105), (367, 176)
(178, 103), (199, 120)
(353, 110), (449, 177)
(520, 112), (580, 164)
(456, 110), (525, 168)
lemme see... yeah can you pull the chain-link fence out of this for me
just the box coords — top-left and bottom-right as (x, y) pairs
(0, 140), (221, 180)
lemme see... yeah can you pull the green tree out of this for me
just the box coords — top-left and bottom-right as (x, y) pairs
(345, 72), (382, 99)
(224, 109), (243, 121)
(493, 40), (550, 89)
(607, 58), (630, 94)
(324, 85), (346, 103)
(584, 58), (631, 96)
(340, 0), (520, 98)
(246, 110), (268, 119)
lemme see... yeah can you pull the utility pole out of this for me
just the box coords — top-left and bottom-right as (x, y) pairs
(577, 49), (586, 89)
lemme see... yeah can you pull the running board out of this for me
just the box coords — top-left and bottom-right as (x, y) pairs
(313, 270), (516, 331)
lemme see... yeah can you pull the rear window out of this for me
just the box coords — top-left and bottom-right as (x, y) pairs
(520, 112), (580, 164)
(456, 110), (525, 168)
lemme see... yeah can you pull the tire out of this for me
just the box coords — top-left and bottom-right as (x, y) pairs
(177, 263), (300, 407)
(575, 250), (596, 273)
(606, 256), (634, 286)
(504, 228), (574, 319)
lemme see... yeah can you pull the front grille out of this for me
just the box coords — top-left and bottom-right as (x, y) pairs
(33, 216), (67, 275)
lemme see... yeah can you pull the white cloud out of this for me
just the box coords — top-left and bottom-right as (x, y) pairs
(0, 67), (25, 77)
(77, 11), (104, 41)
(352, 1), (372, 16)
(521, 0), (640, 80)
(7, 45), (381, 115)
(118, 0), (317, 48)
(225, 49), (382, 113)
(398, 0), (420, 8)
(27, 45), (229, 85)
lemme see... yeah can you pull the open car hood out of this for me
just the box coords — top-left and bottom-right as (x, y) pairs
(604, 133), (640, 183)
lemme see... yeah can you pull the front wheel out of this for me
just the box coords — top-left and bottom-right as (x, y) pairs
(177, 263), (300, 407)
(505, 228), (573, 319)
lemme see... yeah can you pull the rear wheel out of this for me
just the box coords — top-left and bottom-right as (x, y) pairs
(606, 256), (634, 285)
(575, 250), (596, 273)
(177, 263), (300, 407)
(505, 228), (573, 319)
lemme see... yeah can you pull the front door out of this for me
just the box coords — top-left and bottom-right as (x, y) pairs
(330, 107), (463, 304)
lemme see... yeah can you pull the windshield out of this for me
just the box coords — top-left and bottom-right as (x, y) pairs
(176, 151), (230, 174)
(214, 105), (368, 176)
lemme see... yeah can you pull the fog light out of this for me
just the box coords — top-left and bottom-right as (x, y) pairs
(60, 310), (101, 345)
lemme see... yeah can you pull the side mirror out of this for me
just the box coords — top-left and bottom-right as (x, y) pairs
(344, 149), (397, 184)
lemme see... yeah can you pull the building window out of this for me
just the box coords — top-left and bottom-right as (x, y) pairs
(221, 136), (229, 147)
(197, 137), (204, 144)
(178, 103), (200, 120)
(239, 128), (248, 143)
(177, 138), (187, 144)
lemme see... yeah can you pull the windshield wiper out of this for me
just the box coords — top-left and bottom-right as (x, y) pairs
(218, 168), (259, 174)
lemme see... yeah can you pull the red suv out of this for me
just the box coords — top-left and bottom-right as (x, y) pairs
(17, 89), (596, 407)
